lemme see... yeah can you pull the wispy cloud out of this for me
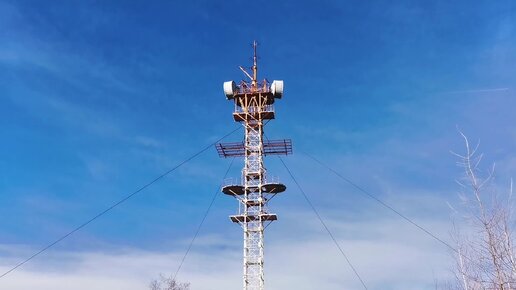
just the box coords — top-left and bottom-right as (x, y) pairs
(0, 194), (456, 290)
(440, 87), (510, 95)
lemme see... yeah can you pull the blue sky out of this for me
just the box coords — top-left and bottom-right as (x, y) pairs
(1, 0), (515, 289)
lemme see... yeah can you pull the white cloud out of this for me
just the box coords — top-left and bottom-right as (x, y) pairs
(0, 201), (456, 290)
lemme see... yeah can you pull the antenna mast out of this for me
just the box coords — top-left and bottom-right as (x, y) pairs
(252, 40), (258, 90)
(218, 42), (292, 290)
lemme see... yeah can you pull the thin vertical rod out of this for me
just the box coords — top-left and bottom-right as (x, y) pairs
(252, 41), (258, 91)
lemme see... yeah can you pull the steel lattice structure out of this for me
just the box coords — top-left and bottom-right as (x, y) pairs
(218, 41), (291, 290)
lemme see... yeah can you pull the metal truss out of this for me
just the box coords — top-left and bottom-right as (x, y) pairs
(218, 42), (291, 290)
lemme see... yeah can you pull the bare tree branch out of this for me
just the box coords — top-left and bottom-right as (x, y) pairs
(441, 134), (516, 290)
(149, 274), (190, 290)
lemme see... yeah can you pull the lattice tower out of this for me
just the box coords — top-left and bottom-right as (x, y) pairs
(217, 41), (292, 290)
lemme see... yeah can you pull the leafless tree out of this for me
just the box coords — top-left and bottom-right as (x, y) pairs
(446, 133), (516, 290)
(149, 274), (190, 290)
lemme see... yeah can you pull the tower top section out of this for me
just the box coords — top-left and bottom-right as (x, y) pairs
(223, 41), (284, 103)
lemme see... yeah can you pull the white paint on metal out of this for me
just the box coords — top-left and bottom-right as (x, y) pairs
(224, 81), (237, 98)
(270, 80), (283, 98)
